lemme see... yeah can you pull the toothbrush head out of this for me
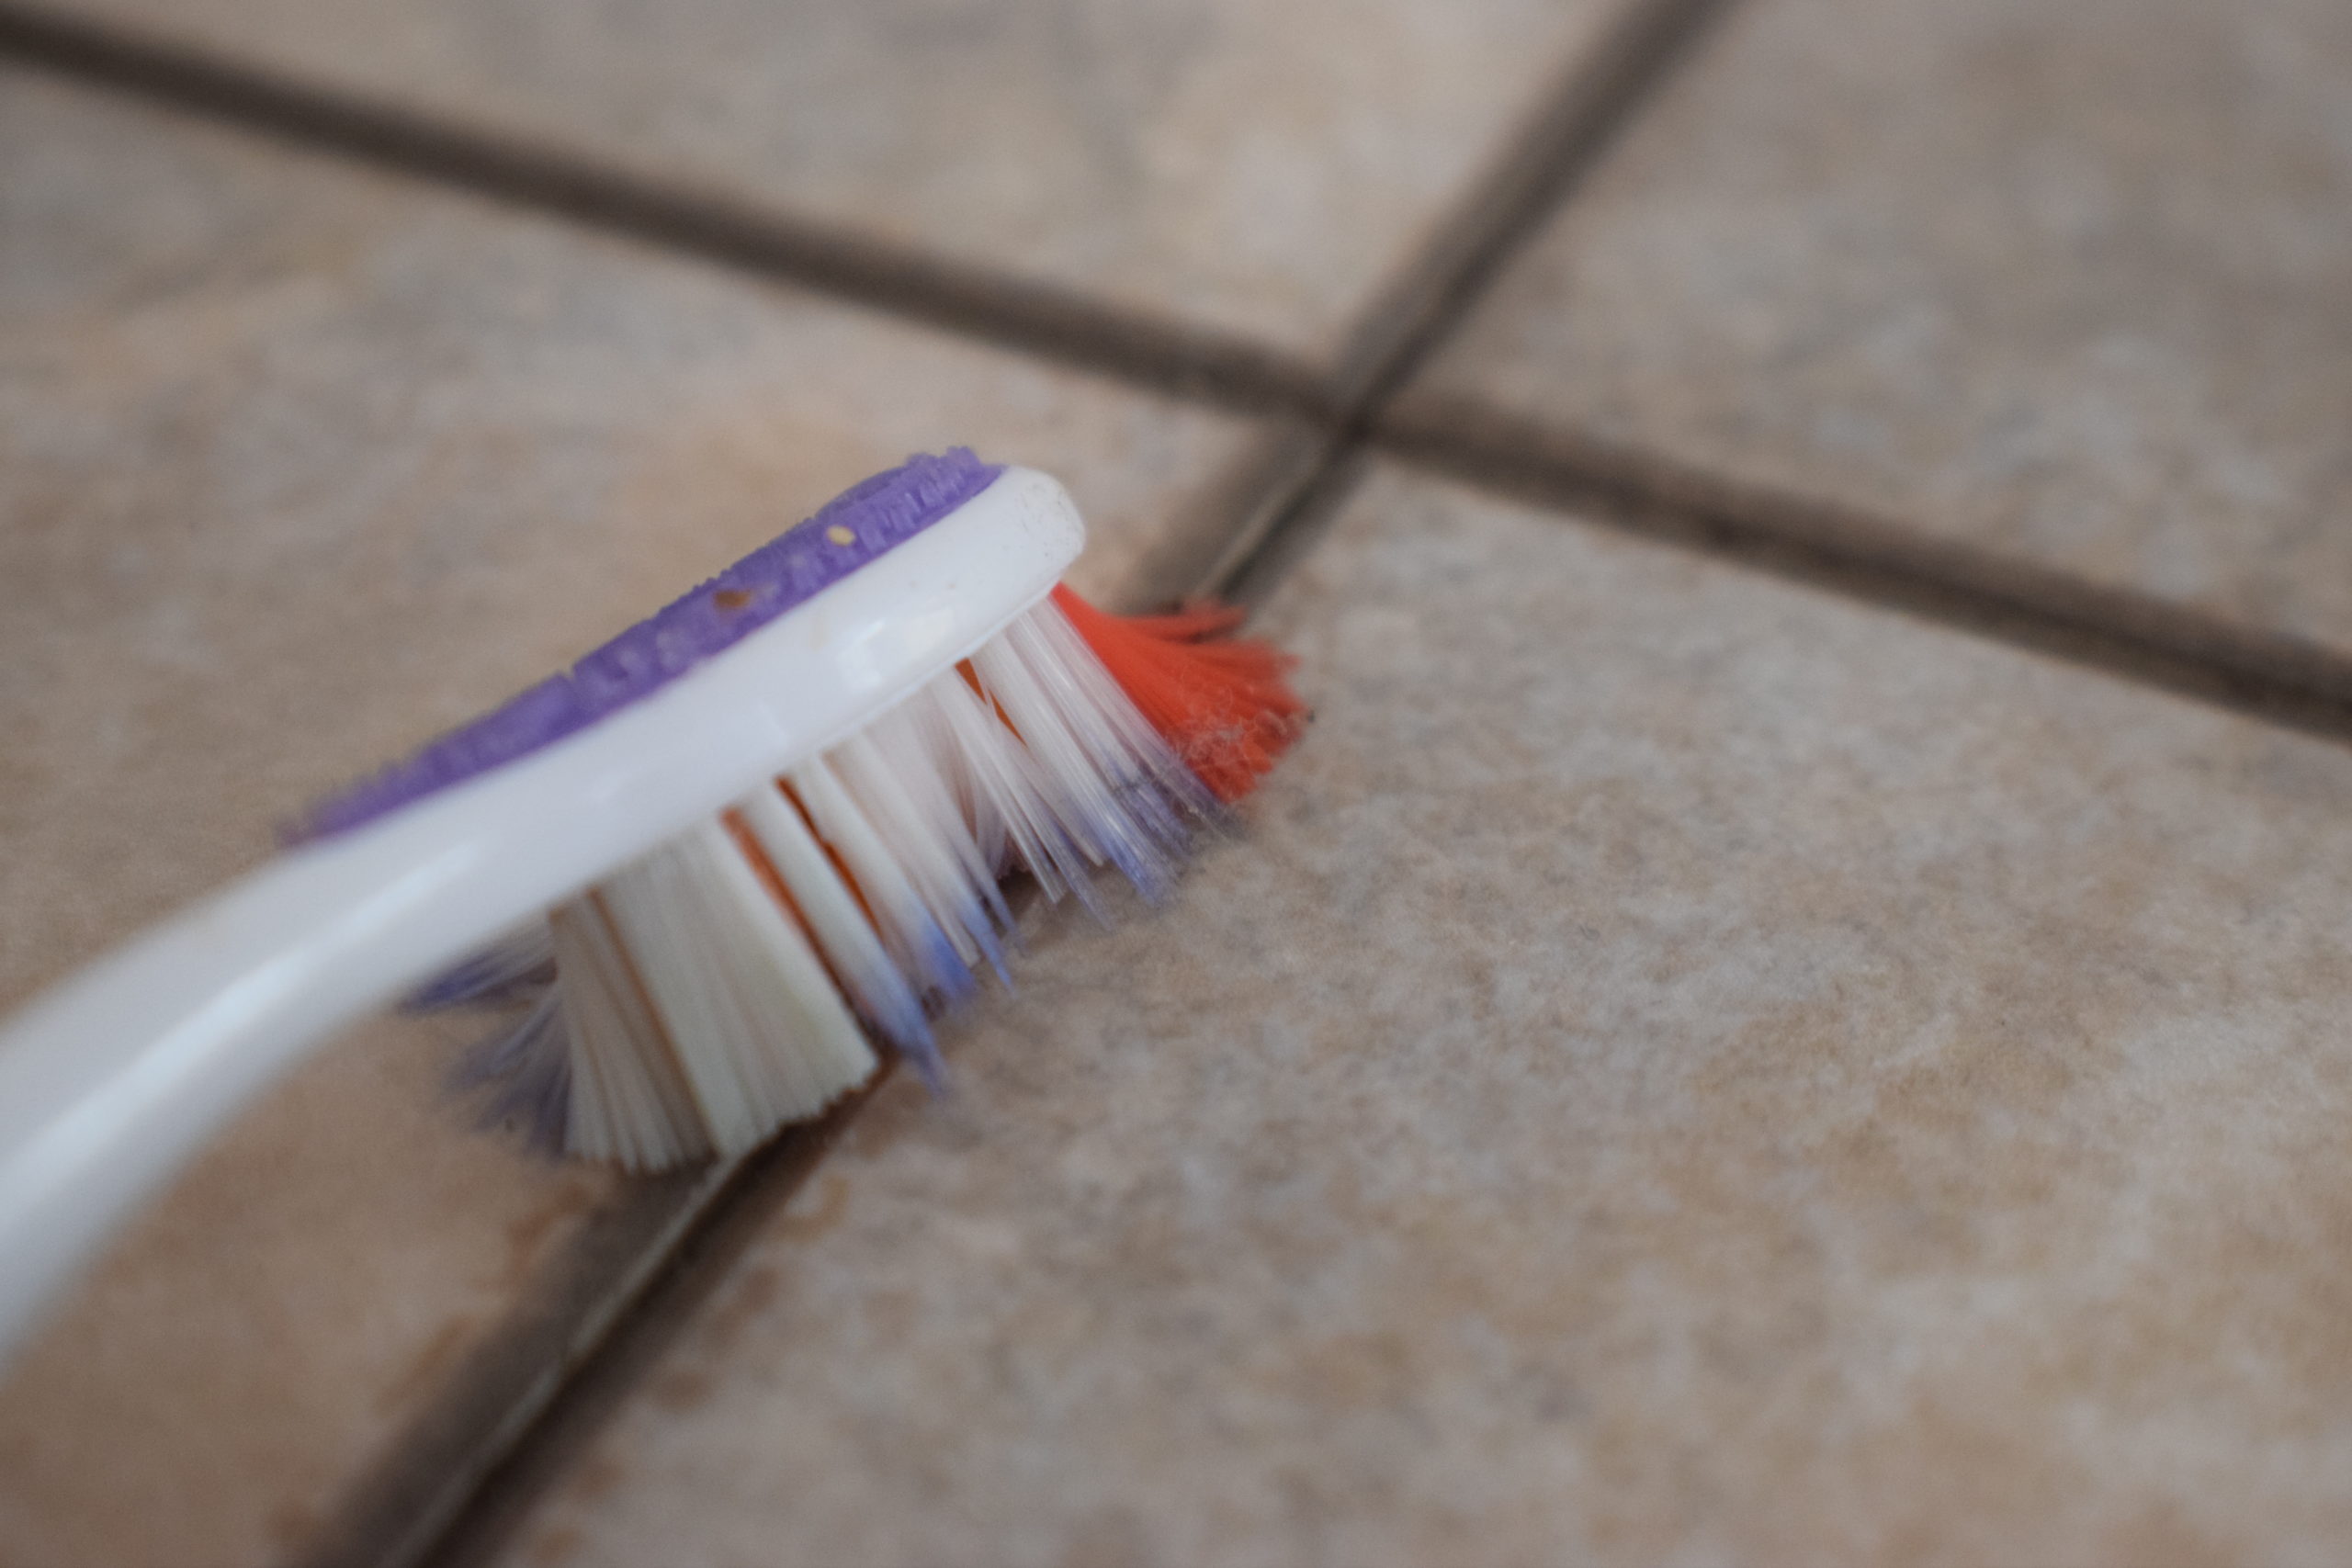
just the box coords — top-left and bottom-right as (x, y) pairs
(304, 452), (1306, 1168)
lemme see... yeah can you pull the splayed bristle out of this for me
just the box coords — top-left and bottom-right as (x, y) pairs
(435, 587), (1299, 1171)
(1051, 586), (1308, 802)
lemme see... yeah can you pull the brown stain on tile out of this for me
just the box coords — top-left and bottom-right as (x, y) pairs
(377, 1315), (483, 1417)
(1054, 1507), (1150, 1568)
(266, 1500), (322, 1559)
(1834, 1395), (2086, 1565)
(832, 1064), (964, 1167)
(675, 1154), (879, 1369)
(2109, 1152), (2352, 1424)
(860, 1285), (920, 1345)
(1281, 1328), (1419, 1413)
(648, 1365), (717, 1415)
(500, 1208), (567, 1280)
(497, 1171), (607, 1292)
(686, 1264), (787, 1370)
(564, 1452), (627, 1506)
(2091, 1498), (2238, 1568)
(522, 1521), (585, 1568)
(772, 1170), (852, 1243)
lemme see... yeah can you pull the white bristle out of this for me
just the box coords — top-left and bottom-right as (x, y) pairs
(550, 899), (703, 1169)
(970, 609), (1210, 903)
(596, 824), (877, 1155)
(733, 785), (934, 1068)
(435, 596), (1220, 1168)
(786, 752), (978, 1008)
(923, 671), (1094, 904)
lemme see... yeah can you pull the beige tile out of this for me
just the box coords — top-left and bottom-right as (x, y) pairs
(38, 0), (1629, 359)
(1403, 0), (2352, 658)
(503, 463), (2352, 1566)
(0, 68), (1258, 1568)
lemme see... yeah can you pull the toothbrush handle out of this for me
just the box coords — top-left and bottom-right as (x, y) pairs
(0, 818), (521, 1365)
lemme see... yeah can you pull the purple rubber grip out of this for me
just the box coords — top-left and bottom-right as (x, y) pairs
(294, 448), (1004, 841)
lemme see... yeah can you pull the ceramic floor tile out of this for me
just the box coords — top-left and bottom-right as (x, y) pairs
(503, 462), (2352, 1567)
(1399, 0), (2352, 659)
(30, 0), (1634, 361)
(0, 67), (1260, 1568)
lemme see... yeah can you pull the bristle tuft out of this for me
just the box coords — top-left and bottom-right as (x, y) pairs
(1048, 585), (1306, 803)
(433, 588), (1295, 1168)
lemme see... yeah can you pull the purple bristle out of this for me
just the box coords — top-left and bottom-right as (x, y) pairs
(296, 449), (1003, 840)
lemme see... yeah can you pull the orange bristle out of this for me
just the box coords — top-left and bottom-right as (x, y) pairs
(1051, 584), (1307, 803)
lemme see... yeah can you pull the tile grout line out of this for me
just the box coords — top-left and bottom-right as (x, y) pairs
(1374, 400), (2352, 745)
(1197, 0), (2352, 750)
(0, 0), (1329, 424)
(1195, 0), (1737, 604)
(313, 1087), (884, 1568)
(1329, 0), (1737, 419)
(297, 1158), (748, 1568)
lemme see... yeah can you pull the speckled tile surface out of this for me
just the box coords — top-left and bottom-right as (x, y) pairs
(500, 464), (2352, 1567)
(33, 0), (1630, 360)
(0, 68), (1257, 1568)
(1401, 0), (2352, 658)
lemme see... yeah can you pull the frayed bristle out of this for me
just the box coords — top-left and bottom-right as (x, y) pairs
(1050, 585), (1306, 803)
(435, 588), (1296, 1171)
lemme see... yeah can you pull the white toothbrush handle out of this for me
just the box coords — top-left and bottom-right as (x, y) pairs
(0, 819), (531, 1365)
(0, 464), (1083, 1367)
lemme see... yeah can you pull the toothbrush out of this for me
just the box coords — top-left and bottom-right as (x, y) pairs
(0, 449), (1304, 1364)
